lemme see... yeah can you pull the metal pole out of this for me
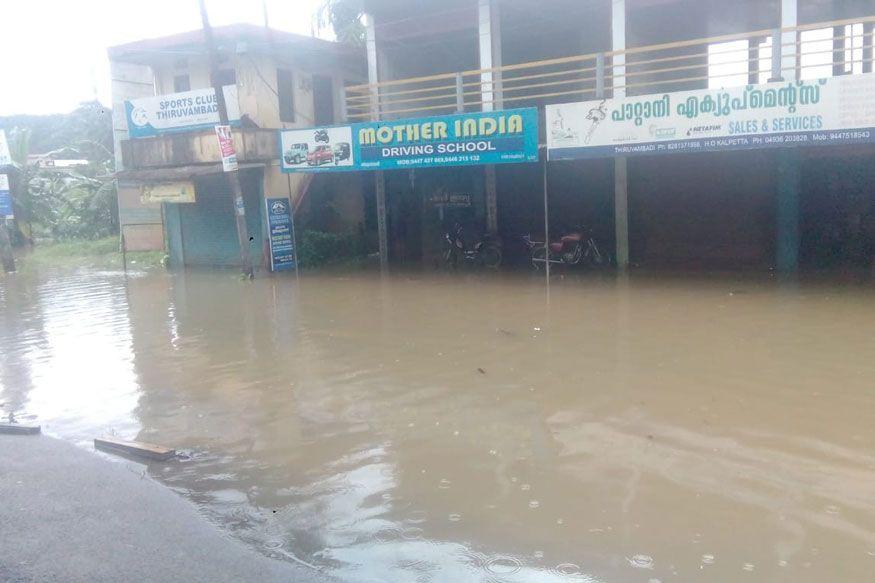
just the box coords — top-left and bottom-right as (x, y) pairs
(198, 0), (254, 279)
(121, 231), (127, 274)
(542, 155), (550, 282)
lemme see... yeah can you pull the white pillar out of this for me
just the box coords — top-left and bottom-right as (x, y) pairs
(478, 0), (503, 111)
(478, 0), (502, 234)
(780, 0), (798, 80)
(364, 13), (380, 118)
(612, 0), (629, 270)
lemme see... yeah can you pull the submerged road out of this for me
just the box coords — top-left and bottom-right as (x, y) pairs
(0, 434), (329, 583)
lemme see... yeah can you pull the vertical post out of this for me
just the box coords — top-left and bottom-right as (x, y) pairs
(780, 0), (799, 81)
(543, 156), (550, 281)
(771, 28), (783, 81)
(365, 12), (389, 271)
(121, 232), (127, 273)
(198, 0), (253, 279)
(478, 0), (502, 235)
(455, 73), (465, 113)
(375, 171), (389, 272)
(833, 25), (847, 77)
(612, 0), (629, 271)
(776, 149), (800, 274)
(775, 0), (800, 275)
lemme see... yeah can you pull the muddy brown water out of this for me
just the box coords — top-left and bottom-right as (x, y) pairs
(2, 267), (875, 582)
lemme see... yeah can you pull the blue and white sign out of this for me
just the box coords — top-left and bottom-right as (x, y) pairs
(265, 197), (296, 272)
(0, 130), (11, 167)
(0, 174), (12, 219)
(547, 73), (875, 160)
(125, 86), (240, 139)
(280, 108), (539, 173)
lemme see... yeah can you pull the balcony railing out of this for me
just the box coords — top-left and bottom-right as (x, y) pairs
(345, 15), (875, 122)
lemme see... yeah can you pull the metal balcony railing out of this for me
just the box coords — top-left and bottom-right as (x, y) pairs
(344, 15), (875, 122)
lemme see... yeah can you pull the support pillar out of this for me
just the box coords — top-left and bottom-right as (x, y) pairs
(375, 171), (389, 271)
(780, 0), (798, 80)
(611, 0), (629, 270)
(478, 0), (502, 235)
(776, 149), (800, 274)
(365, 12), (389, 270)
(614, 158), (629, 269)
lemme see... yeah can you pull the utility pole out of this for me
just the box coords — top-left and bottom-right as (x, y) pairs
(198, 0), (254, 278)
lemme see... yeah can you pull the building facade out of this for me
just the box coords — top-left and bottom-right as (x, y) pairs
(348, 0), (875, 272)
(109, 24), (365, 268)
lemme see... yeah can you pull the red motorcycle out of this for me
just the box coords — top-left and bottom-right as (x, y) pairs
(522, 228), (609, 269)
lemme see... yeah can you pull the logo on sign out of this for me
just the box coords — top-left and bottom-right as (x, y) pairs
(271, 200), (287, 214)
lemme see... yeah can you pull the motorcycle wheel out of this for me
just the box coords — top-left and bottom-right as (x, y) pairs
(586, 241), (610, 267)
(480, 245), (502, 269)
(443, 248), (458, 269)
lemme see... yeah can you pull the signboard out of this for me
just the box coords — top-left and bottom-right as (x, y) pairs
(125, 85), (240, 138)
(280, 108), (539, 173)
(265, 197), (296, 271)
(141, 181), (196, 204)
(0, 130), (10, 167)
(0, 174), (12, 218)
(215, 125), (238, 172)
(427, 191), (472, 208)
(547, 73), (875, 160)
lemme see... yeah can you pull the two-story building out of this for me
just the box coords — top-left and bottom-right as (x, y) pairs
(109, 24), (365, 268)
(343, 0), (875, 273)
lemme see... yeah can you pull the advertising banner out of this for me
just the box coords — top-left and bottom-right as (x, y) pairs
(547, 73), (875, 160)
(265, 197), (296, 271)
(0, 174), (12, 218)
(141, 182), (196, 204)
(280, 108), (539, 173)
(125, 86), (240, 138)
(215, 125), (238, 172)
(0, 130), (10, 167)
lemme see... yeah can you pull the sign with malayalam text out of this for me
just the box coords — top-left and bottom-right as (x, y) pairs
(547, 73), (875, 160)
(0, 174), (12, 218)
(125, 86), (240, 139)
(265, 197), (296, 271)
(215, 125), (238, 172)
(280, 108), (539, 173)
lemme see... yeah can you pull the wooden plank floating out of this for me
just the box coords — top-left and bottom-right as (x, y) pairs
(0, 423), (41, 435)
(94, 436), (176, 461)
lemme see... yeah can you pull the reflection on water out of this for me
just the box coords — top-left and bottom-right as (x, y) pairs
(3, 267), (875, 582)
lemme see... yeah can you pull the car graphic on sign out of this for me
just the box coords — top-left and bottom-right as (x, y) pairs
(307, 145), (334, 166)
(332, 142), (350, 163)
(284, 143), (308, 165)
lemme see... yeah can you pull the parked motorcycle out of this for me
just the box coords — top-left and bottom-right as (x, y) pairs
(443, 223), (502, 269)
(523, 228), (609, 269)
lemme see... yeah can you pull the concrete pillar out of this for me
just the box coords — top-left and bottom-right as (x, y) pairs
(775, 0), (800, 274)
(365, 12), (389, 269)
(780, 0), (798, 80)
(478, 0), (502, 234)
(776, 149), (801, 274)
(612, 0), (629, 270)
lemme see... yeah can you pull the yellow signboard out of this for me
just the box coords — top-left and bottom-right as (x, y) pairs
(141, 182), (196, 204)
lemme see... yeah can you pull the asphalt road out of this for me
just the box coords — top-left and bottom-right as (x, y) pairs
(0, 434), (330, 583)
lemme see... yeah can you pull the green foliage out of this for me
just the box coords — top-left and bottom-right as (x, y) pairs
(316, 0), (365, 45)
(297, 229), (367, 268)
(2, 102), (117, 244)
(17, 237), (165, 272)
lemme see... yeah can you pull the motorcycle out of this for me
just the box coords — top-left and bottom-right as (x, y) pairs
(443, 223), (502, 269)
(522, 228), (609, 270)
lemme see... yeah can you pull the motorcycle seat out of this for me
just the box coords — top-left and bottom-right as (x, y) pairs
(549, 242), (564, 252)
(561, 234), (583, 243)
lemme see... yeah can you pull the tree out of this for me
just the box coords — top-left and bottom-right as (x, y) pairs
(316, 0), (365, 45)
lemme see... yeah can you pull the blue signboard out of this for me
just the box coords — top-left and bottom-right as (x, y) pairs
(265, 197), (296, 272)
(279, 108), (539, 173)
(0, 174), (12, 218)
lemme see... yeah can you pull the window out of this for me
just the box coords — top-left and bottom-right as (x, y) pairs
(173, 74), (191, 93)
(277, 69), (295, 123)
(800, 27), (834, 80)
(214, 68), (236, 87)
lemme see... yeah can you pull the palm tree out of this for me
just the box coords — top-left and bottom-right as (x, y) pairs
(315, 0), (365, 45)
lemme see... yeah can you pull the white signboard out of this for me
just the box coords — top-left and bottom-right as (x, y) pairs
(214, 125), (238, 172)
(0, 174), (12, 218)
(0, 130), (11, 166)
(279, 125), (354, 172)
(547, 73), (875, 160)
(125, 85), (240, 138)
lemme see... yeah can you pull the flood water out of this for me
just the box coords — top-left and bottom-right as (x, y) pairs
(2, 266), (875, 582)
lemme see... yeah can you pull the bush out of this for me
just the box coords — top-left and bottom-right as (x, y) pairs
(296, 229), (367, 268)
